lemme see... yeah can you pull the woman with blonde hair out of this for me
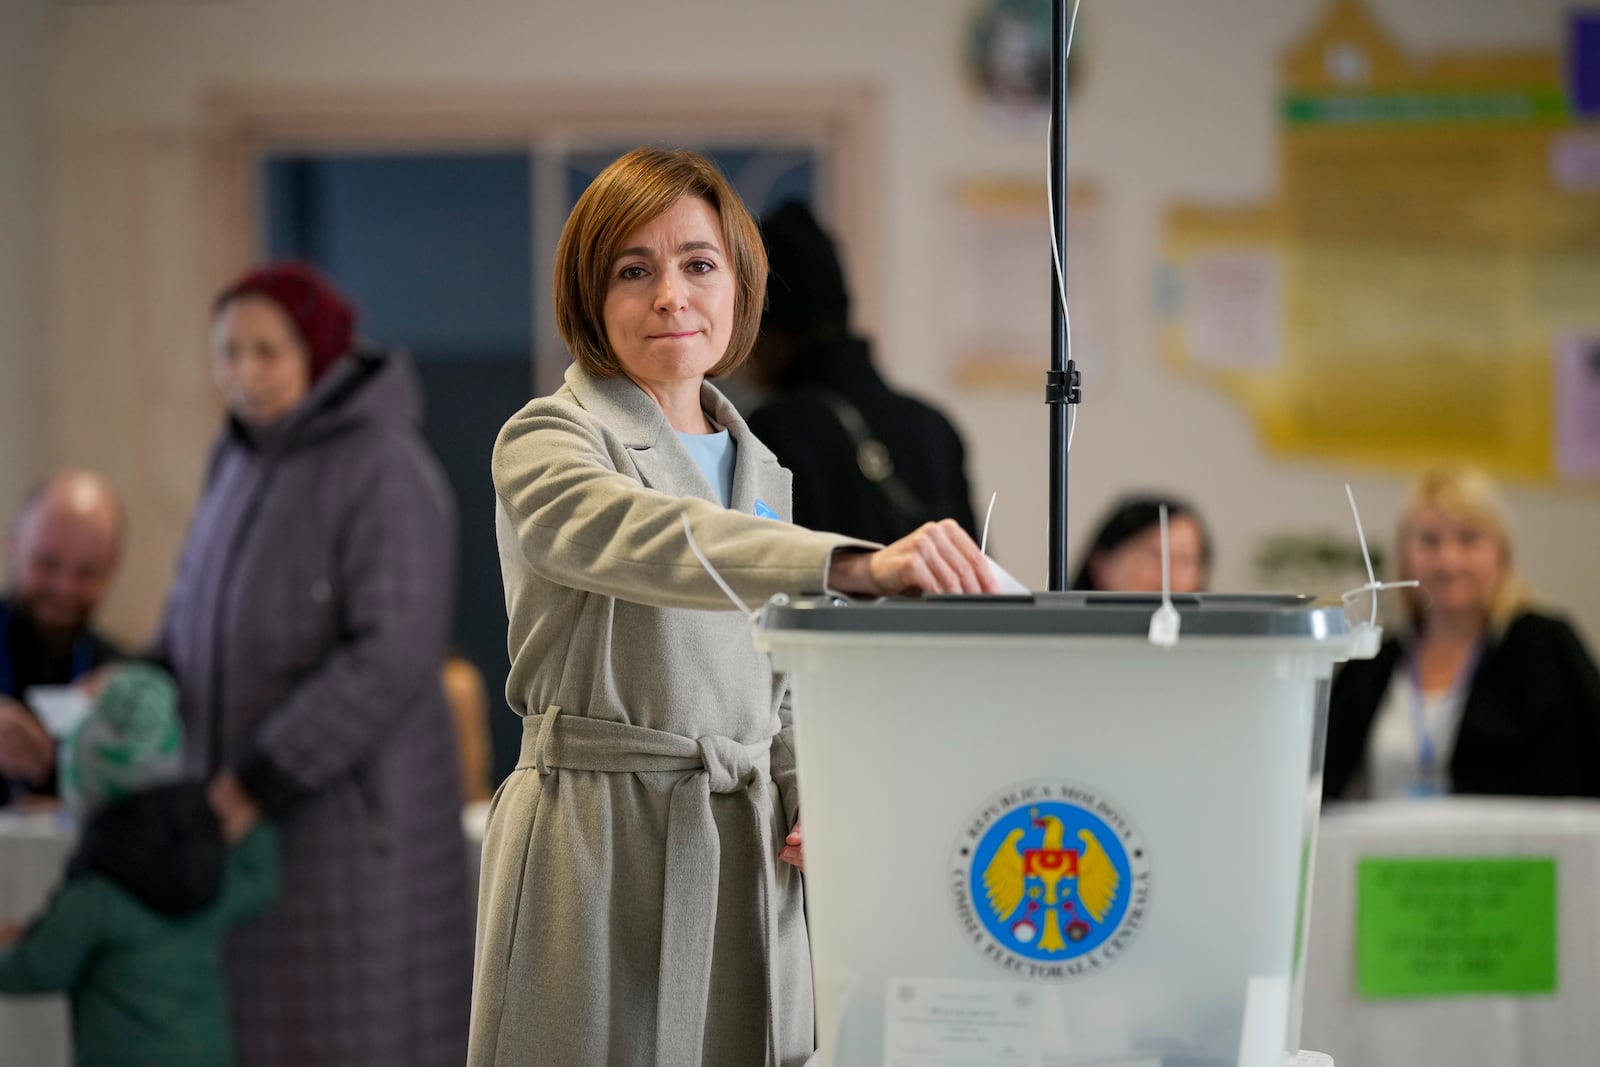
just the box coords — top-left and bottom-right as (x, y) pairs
(1323, 464), (1600, 800)
(470, 147), (998, 1066)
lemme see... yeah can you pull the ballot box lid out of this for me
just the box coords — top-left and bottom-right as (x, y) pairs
(758, 591), (1351, 639)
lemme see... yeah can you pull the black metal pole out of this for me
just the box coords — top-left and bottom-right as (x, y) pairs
(1046, 0), (1079, 591)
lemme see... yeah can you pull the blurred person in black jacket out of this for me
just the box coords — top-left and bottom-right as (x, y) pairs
(1324, 464), (1600, 801)
(745, 201), (978, 543)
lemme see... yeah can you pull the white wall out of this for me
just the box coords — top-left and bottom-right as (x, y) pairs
(36, 0), (1600, 644)
(0, 0), (51, 512)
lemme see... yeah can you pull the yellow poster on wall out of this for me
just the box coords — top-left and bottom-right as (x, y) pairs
(1161, 0), (1600, 482)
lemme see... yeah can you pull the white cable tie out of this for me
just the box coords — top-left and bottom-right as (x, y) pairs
(1338, 483), (1417, 658)
(1338, 578), (1417, 659)
(1344, 484), (1379, 625)
(980, 491), (998, 556)
(1148, 504), (1181, 649)
(1339, 580), (1420, 607)
(681, 514), (756, 619)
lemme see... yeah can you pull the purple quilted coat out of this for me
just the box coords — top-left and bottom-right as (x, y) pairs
(157, 350), (472, 1066)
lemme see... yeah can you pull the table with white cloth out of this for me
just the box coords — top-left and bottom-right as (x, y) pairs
(1301, 798), (1600, 1067)
(0, 809), (75, 1067)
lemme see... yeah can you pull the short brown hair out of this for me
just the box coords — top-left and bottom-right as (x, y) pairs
(553, 147), (767, 379)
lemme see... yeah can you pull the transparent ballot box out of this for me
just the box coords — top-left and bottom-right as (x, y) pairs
(756, 593), (1365, 1067)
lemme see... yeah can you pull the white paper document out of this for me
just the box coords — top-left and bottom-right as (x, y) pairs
(883, 976), (1043, 1067)
(25, 686), (92, 740)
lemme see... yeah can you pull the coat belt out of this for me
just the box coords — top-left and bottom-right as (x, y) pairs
(516, 707), (784, 1067)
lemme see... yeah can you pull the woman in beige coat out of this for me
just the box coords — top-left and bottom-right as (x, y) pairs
(470, 148), (998, 1067)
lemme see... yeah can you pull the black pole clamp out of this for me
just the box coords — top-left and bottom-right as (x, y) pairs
(1045, 363), (1083, 405)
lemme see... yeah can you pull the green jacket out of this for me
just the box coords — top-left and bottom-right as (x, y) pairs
(0, 823), (278, 1067)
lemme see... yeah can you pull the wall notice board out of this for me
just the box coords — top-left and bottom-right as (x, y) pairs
(1161, 0), (1600, 483)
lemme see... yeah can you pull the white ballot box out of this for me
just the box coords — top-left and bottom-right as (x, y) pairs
(1301, 798), (1600, 1067)
(757, 593), (1366, 1067)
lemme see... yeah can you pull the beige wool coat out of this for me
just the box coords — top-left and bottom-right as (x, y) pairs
(471, 363), (869, 1067)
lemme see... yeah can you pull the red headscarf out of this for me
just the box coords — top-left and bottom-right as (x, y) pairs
(214, 261), (358, 384)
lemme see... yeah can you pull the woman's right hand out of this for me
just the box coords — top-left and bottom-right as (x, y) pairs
(827, 519), (1001, 597)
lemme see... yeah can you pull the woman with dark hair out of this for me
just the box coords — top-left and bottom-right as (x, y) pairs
(1071, 494), (1211, 593)
(472, 147), (998, 1066)
(156, 262), (473, 1066)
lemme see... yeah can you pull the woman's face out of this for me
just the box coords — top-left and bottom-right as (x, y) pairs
(211, 295), (311, 427)
(1401, 504), (1505, 621)
(603, 195), (736, 393)
(1090, 514), (1206, 594)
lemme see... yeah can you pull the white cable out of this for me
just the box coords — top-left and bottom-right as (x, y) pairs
(1047, 0), (1082, 352)
(1045, 138), (1073, 368)
(980, 491), (998, 556)
(1148, 504), (1181, 648)
(1047, 0), (1084, 440)
(681, 514), (755, 618)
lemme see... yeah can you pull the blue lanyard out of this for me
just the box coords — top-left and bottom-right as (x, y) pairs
(1405, 640), (1483, 779)
(0, 601), (96, 700)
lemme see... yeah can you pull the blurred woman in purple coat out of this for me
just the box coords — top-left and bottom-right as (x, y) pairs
(155, 262), (472, 1066)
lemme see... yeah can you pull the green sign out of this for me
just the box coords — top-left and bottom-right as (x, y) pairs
(1356, 857), (1557, 998)
(1283, 87), (1569, 127)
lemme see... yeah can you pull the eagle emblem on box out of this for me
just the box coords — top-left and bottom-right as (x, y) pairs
(951, 784), (1150, 976)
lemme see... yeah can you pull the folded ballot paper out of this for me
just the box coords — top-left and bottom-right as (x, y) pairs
(986, 555), (1030, 594)
(25, 686), (93, 740)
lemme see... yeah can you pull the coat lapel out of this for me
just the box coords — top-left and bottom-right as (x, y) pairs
(705, 381), (790, 521)
(564, 364), (710, 502)
(564, 363), (792, 517)
(630, 436), (711, 505)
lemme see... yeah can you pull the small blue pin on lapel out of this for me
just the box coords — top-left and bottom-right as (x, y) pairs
(754, 499), (780, 520)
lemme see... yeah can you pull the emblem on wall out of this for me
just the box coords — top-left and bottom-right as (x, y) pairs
(963, 0), (1088, 121)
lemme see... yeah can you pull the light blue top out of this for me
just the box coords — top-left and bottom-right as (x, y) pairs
(677, 428), (736, 507)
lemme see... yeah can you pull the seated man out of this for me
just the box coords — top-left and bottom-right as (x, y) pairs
(0, 470), (124, 804)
